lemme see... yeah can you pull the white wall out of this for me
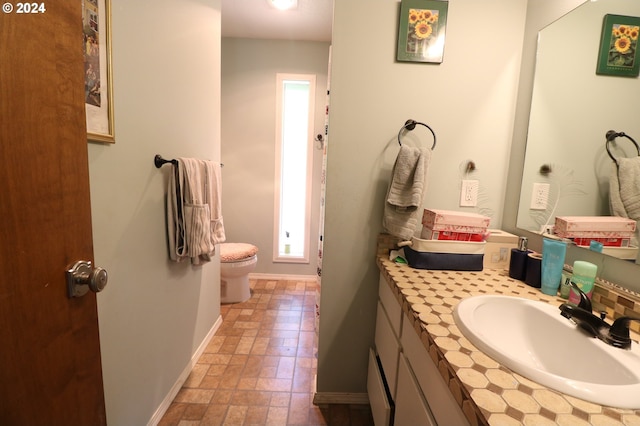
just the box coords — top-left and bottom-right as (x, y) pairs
(221, 38), (330, 276)
(317, 0), (528, 394)
(87, 0), (222, 424)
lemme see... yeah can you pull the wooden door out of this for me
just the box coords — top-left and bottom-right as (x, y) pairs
(0, 3), (106, 425)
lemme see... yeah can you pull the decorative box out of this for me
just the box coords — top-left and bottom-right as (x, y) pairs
(554, 216), (636, 233)
(404, 237), (485, 271)
(422, 209), (491, 233)
(483, 229), (519, 270)
(420, 227), (486, 242)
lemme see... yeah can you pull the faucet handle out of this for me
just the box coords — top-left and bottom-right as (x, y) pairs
(609, 317), (640, 349)
(570, 281), (593, 312)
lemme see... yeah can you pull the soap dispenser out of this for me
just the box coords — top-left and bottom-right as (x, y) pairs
(508, 237), (529, 280)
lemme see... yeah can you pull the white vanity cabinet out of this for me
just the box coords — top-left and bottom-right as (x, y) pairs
(367, 275), (402, 425)
(368, 273), (468, 426)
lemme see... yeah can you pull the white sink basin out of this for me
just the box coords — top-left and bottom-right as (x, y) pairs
(453, 295), (640, 409)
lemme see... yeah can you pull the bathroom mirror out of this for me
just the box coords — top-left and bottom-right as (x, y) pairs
(517, 0), (640, 263)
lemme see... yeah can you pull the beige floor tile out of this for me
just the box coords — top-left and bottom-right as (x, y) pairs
(236, 377), (258, 390)
(288, 393), (311, 424)
(245, 405), (269, 424)
(266, 406), (289, 425)
(174, 389), (215, 404)
(255, 377), (292, 392)
(158, 279), (372, 425)
(223, 405), (248, 424)
(269, 391), (291, 407)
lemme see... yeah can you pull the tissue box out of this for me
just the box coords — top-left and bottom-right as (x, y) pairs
(483, 229), (518, 270)
(404, 237), (485, 271)
(555, 216), (636, 233)
(422, 209), (490, 233)
(602, 245), (638, 260)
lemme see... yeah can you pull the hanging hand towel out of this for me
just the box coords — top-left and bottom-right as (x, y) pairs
(199, 160), (226, 263)
(383, 146), (431, 242)
(166, 158), (226, 264)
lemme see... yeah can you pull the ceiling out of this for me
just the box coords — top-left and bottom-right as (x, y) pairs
(221, 0), (333, 42)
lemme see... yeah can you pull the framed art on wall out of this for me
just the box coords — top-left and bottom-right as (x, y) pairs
(397, 0), (449, 64)
(596, 14), (640, 78)
(82, 0), (115, 143)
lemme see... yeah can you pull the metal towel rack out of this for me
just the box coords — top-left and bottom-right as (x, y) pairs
(397, 119), (436, 150)
(605, 130), (640, 167)
(154, 154), (223, 168)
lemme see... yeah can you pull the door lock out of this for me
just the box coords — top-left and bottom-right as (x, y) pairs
(66, 260), (108, 298)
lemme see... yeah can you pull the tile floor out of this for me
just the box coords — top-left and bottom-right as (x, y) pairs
(158, 278), (373, 426)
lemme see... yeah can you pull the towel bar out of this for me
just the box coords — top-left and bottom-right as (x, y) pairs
(397, 119), (436, 150)
(154, 155), (223, 168)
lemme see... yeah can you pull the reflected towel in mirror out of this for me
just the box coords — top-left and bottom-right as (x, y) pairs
(610, 156), (640, 222)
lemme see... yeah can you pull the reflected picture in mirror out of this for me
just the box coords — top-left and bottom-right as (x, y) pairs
(517, 0), (640, 264)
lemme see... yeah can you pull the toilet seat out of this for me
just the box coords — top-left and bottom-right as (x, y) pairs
(220, 243), (258, 262)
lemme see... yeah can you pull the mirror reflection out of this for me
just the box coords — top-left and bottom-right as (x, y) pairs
(517, 0), (640, 263)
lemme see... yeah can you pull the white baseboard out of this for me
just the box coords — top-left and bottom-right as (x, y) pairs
(312, 392), (370, 405)
(249, 272), (317, 281)
(147, 315), (223, 426)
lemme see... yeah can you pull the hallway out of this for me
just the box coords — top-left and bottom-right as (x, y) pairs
(158, 278), (373, 425)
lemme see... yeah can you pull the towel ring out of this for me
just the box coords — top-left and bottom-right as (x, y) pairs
(397, 119), (436, 150)
(605, 130), (640, 167)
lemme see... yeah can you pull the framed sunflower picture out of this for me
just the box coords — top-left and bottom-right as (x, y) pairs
(397, 0), (449, 63)
(596, 14), (640, 77)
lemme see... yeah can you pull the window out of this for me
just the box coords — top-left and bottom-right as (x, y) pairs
(274, 74), (316, 263)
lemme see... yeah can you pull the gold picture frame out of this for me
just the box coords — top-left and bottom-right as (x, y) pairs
(82, 0), (115, 143)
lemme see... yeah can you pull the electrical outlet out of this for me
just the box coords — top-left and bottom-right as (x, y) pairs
(530, 183), (550, 210)
(460, 180), (478, 207)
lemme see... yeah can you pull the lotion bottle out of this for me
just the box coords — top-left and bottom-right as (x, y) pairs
(540, 238), (567, 296)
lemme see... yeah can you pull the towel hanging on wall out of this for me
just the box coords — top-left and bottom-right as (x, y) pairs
(382, 145), (432, 244)
(166, 157), (226, 264)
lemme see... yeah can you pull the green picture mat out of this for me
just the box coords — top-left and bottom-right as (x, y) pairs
(397, 0), (449, 63)
(596, 14), (640, 77)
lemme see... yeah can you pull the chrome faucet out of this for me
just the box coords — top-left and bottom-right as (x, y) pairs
(559, 283), (640, 350)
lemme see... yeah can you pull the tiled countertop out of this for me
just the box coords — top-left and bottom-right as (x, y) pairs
(376, 252), (640, 426)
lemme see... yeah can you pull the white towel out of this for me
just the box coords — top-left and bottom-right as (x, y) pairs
(382, 146), (431, 242)
(167, 158), (226, 264)
(609, 157), (640, 221)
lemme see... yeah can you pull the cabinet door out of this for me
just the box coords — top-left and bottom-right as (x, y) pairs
(375, 301), (400, 396)
(395, 354), (437, 426)
(379, 274), (402, 335)
(367, 348), (393, 426)
(401, 315), (469, 425)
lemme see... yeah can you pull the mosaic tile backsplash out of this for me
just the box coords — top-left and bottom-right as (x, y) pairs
(376, 233), (640, 426)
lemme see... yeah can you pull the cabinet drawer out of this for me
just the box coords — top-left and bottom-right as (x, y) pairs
(375, 301), (400, 397)
(395, 354), (436, 426)
(367, 348), (393, 426)
(378, 274), (402, 337)
(401, 314), (469, 426)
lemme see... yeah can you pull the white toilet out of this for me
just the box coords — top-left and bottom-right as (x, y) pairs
(220, 243), (258, 304)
